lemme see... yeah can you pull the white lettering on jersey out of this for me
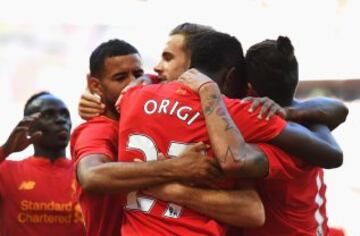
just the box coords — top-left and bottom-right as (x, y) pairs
(144, 100), (157, 114)
(177, 106), (192, 121)
(125, 134), (191, 218)
(158, 99), (170, 114)
(143, 99), (200, 126)
(169, 101), (179, 115)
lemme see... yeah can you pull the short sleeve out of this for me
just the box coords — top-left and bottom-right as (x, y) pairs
(225, 99), (287, 142)
(70, 117), (118, 165)
(256, 143), (302, 180)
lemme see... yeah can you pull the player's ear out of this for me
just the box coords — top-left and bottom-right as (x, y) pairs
(225, 67), (236, 83)
(246, 82), (258, 96)
(221, 66), (237, 97)
(87, 73), (104, 97)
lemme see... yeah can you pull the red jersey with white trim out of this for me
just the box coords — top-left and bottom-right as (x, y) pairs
(0, 156), (85, 236)
(71, 116), (125, 236)
(117, 81), (286, 236)
(242, 144), (328, 236)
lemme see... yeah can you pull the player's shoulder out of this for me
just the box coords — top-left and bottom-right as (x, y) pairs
(71, 116), (118, 142)
(73, 116), (117, 133)
(223, 96), (252, 112)
(0, 157), (32, 169)
(124, 81), (194, 101)
(121, 84), (158, 102)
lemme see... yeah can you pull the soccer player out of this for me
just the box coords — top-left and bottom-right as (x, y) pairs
(0, 92), (85, 236)
(71, 39), (266, 236)
(238, 36), (348, 236)
(116, 29), (343, 235)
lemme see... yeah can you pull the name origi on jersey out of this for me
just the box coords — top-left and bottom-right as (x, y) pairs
(143, 99), (201, 126)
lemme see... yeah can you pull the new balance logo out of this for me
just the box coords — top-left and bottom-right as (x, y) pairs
(18, 181), (36, 190)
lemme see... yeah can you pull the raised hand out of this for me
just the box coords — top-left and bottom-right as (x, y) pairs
(243, 96), (287, 120)
(78, 87), (105, 120)
(2, 113), (42, 158)
(178, 69), (216, 94)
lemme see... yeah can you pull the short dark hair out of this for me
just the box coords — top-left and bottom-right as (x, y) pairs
(170, 23), (215, 56)
(24, 91), (51, 116)
(188, 31), (247, 98)
(245, 36), (298, 106)
(89, 39), (139, 77)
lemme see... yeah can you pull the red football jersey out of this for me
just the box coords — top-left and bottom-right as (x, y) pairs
(242, 144), (328, 236)
(0, 156), (85, 236)
(71, 116), (125, 236)
(117, 81), (286, 236)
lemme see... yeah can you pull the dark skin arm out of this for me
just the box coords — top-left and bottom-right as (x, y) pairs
(76, 143), (222, 194)
(244, 97), (345, 168)
(269, 121), (342, 168)
(286, 98), (348, 130)
(242, 96), (348, 130)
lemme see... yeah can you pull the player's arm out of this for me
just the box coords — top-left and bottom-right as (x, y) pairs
(179, 69), (268, 177)
(0, 113), (42, 162)
(241, 96), (348, 130)
(286, 98), (348, 130)
(202, 88), (343, 169)
(275, 98), (346, 168)
(243, 97), (345, 168)
(144, 181), (264, 227)
(76, 143), (222, 194)
(207, 92), (343, 170)
(269, 121), (343, 168)
(198, 84), (270, 177)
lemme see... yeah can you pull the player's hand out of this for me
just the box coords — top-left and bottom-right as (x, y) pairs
(143, 182), (186, 202)
(243, 96), (287, 120)
(282, 106), (304, 122)
(2, 113), (42, 157)
(115, 74), (154, 109)
(171, 142), (223, 186)
(78, 87), (105, 120)
(178, 68), (216, 94)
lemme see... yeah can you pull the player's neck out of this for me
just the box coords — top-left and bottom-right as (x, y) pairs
(33, 146), (66, 161)
(104, 108), (119, 121)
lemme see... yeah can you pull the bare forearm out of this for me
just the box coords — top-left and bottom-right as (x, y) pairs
(200, 84), (245, 167)
(168, 185), (265, 227)
(306, 124), (343, 167)
(287, 98), (348, 130)
(199, 84), (267, 177)
(78, 156), (177, 194)
(270, 122), (343, 168)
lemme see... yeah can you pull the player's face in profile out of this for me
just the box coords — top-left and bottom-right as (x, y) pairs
(154, 34), (190, 81)
(29, 96), (72, 149)
(100, 53), (143, 106)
